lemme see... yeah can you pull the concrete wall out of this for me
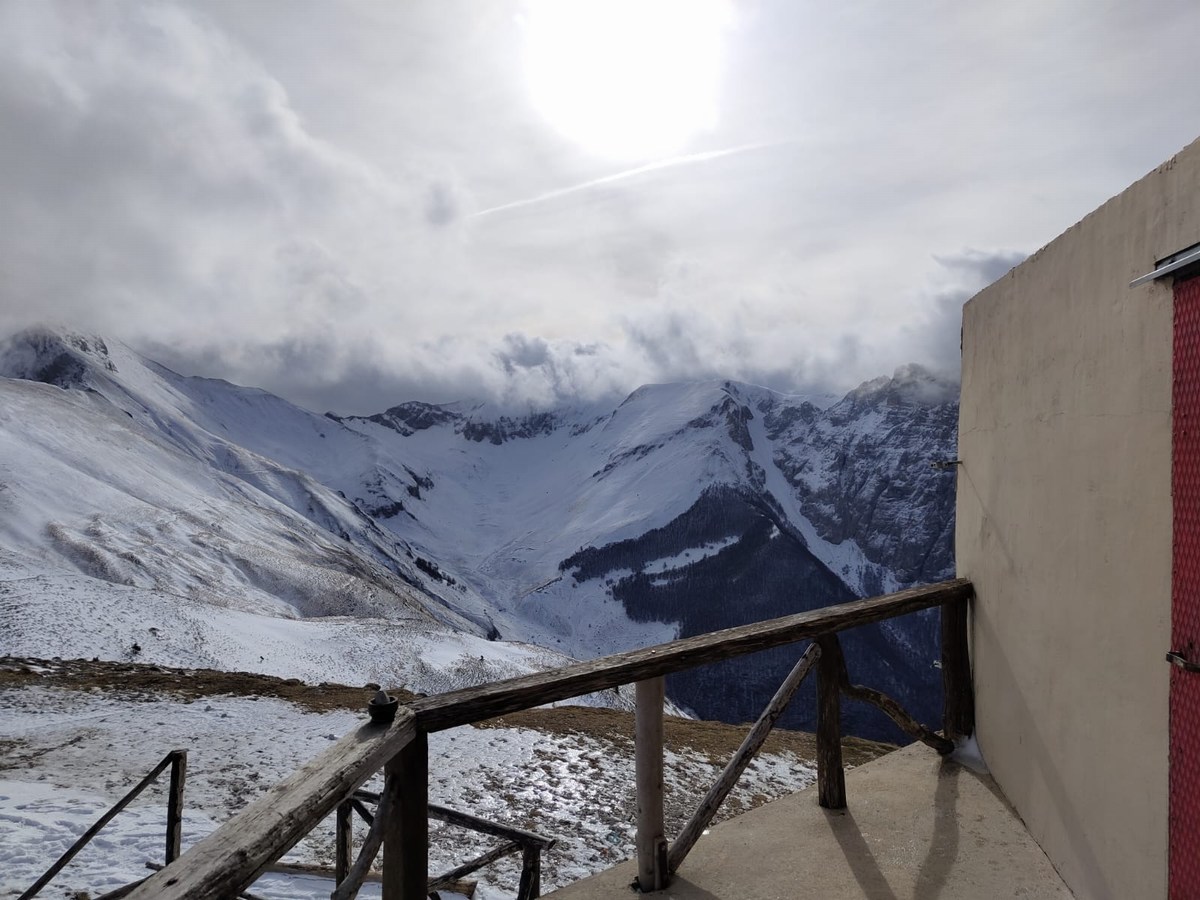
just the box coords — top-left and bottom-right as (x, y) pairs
(957, 137), (1200, 900)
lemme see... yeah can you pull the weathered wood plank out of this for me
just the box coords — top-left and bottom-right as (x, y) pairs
(143, 864), (266, 900)
(91, 878), (149, 900)
(816, 635), (846, 809)
(383, 731), (427, 900)
(668, 642), (820, 873)
(635, 677), (667, 892)
(265, 859), (380, 884)
(840, 680), (954, 755)
(516, 846), (541, 900)
(166, 750), (187, 865)
(20, 751), (176, 900)
(411, 580), (970, 732)
(125, 710), (416, 900)
(335, 800), (354, 884)
(350, 796), (375, 826)
(428, 803), (555, 851)
(428, 841), (519, 892)
(941, 596), (975, 741)
(332, 772), (397, 900)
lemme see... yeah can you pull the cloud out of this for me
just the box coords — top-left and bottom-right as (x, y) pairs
(906, 249), (1029, 378)
(1, 1), (1197, 414)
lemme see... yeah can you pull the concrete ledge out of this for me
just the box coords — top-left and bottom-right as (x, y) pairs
(546, 743), (1073, 899)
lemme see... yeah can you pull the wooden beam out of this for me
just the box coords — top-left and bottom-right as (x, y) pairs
(816, 636), (846, 810)
(332, 775), (397, 900)
(428, 803), (555, 851)
(335, 800), (353, 884)
(941, 596), (975, 741)
(840, 680), (954, 755)
(668, 642), (820, 873)
(635, 677), (667, 892)
(266, 860), (379, 884)
(91, 878), (149, 900)
(125, 711), (416, 900)
(428, 841), (519, 892)
(166, 750), (187, 865)
(350, 796), (375, 826)
(143, 864), (266, 900)
(410, 580), (972, 732)
(383, 731), (428, 900)
(516, 846), (542, 900)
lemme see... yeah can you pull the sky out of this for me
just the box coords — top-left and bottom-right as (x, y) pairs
(1, 0), (1199, 415)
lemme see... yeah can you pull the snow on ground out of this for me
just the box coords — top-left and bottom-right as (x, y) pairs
(0, 686), (816, 899)
(0, 563), (649, 713)
(641, 538), (740, 576)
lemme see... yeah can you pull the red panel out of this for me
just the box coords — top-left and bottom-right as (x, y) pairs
(1172, 275), (1200, 899)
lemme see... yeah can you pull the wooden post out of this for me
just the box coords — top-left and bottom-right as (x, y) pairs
(816, 635), (846, 810)
(382, 731), (428, 900)
(331, 784), (395, 900)
(165, 749), (187, 864)
(335, 800), (353, 884)
(941, 597), (975, 741)
(635, 677), (668, 892)
(516, 846), (541, 900)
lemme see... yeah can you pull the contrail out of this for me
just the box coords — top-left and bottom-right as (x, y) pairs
(471, 140), (795, 219)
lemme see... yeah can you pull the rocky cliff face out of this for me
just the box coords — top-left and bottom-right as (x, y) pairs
(765, 364), (959, 589)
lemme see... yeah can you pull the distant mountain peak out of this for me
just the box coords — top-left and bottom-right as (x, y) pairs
(843, 363), (958, 409)
(0, 326), (120, 390)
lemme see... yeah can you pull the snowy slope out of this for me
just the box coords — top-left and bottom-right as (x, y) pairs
(332, 381), (957, 739)
(0, 331), (617, 703)
(0, 327), (958, 739)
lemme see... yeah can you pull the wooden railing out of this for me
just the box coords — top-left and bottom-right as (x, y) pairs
(125, 577), (974, 900)
(335, 790), (555, 899)
(20, 749), (187, 900)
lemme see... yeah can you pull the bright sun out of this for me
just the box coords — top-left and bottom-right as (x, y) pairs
(520, 0), (733, 161)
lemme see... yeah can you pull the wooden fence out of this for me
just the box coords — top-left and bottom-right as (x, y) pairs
(19, 749), (187, 900)
(122, 577), (973, 900)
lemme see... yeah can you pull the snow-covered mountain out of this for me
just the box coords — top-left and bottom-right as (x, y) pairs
(0, 328), (958, 739)
(0, 330), (609, 702)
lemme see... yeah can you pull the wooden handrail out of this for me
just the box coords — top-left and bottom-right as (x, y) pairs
(411, 579), (972, 732)
(124, 578), (972, 900)
(127, 711), (416, 900)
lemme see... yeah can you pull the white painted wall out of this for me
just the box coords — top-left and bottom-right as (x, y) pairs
(957, 137), (1200, 900)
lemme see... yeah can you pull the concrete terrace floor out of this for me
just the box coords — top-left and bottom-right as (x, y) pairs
(546, 743), (1074, 900)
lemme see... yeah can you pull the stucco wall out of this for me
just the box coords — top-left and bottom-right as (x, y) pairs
(957, 138), (1200, 900)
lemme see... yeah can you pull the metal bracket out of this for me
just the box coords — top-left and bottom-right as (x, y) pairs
(930, 459), (962, 471)
(1166, 650), (1200, 674)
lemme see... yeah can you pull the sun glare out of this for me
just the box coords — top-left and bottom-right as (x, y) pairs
(521, 0), (733, 161)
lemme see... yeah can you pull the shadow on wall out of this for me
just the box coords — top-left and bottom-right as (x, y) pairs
(957, 463), (1116, 900)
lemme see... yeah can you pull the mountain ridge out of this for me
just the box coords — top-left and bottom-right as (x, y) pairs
(0, 326), (959, 740)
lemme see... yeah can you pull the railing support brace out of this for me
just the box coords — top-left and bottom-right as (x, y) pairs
(816, 636), (846, 810)
(635, 676), (668, 892)
(668, 641), (821, 874)
(941, 597), (975, 741)
(382, 731), (428, 900)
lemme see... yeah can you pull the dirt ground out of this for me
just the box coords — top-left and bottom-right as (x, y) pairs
(0, 656), (895, 767)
